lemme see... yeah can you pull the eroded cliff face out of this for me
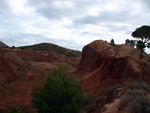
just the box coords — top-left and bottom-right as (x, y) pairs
(76, 40), (150, 93)
(0, 50), (25, 85)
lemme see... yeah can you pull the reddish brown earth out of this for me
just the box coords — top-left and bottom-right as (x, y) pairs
(4, 49), (77, 66)
(1, 40), (150, 113)
(0, 50), (25, 85)
(0, 48), (78, 113)
(76, 40), (150, 94)
(75, 40), (150, 113)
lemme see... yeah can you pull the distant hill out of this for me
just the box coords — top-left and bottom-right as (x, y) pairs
(18, 43), (81, 58)
(0, 41), (9, 48)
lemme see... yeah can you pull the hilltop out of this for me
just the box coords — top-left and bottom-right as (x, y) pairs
(18, 43), (81, 58)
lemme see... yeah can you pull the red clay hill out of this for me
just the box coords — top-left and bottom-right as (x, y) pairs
(76, 40), (150, 94)
(0, 47), (79, 112)
(0, 48), (78, 84)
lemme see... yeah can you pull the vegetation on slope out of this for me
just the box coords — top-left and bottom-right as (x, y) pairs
(82, 79), (150, 113)
(31, 66), (86, 113)
(18, 43), (81, 58)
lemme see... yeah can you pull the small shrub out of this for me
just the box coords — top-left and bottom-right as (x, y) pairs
(119, 89), (150, 113)
(140, 82), (150, 91)
(120, 89), (145, 108)
(129, 96), (150, 113)
(13, 59), (21, 63)
(106, 86), (115, 101)
(31, 66), (86, 113)
(83, 84), (121, 113)
(126, 89), (145, 98)
(124, 80), (150, 92)
(106, 84), (122, 101)
(83, 94), (105, 113)
(24, 61), (31, 65)
(8, 106), (22, 113)
(21, 106), (29, 113)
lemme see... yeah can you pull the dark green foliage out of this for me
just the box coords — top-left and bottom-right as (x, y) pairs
(125, 39), (135, 47)
(132, 25), (150, 59)
(125, 39), (130, 45)
(110, 39), (115, 46)
(8, 106), (22, 113)
(120, 84), (150, 113)
(120, 89), (145, 108)
(31, 67), (85, 113)
(18, 43), (81, 58)
(136, 40), (146, 51)
(124, 80), (150, 92)
(11, 46), (16, 49)
(82, 84), (121, 113)
(83, 94), (105, 113)
(106, 86), (115, 101)
(129, 96), (150, 113)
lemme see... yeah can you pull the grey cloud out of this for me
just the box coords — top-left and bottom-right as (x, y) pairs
(0, 0), (9, 10)
(36, 6), (72, 19)
(80, 32), (101, 37)
(27, 0), (75, 19)
(141, 0), (150, 9)
(0, 0), (150, 52)
(74, 8), (142, 25)
(27, 0), (148, 26)
(0, 0), (11, 15)
(1, 33), (49, 46)
(0, 32), (82, 50)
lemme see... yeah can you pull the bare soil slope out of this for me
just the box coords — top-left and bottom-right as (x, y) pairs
(0, 48), (78, 113)
(0, 49), (26, 85)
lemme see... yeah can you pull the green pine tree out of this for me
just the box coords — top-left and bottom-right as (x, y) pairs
(110, 39), (115, 46)
(31, 66), (86, 113)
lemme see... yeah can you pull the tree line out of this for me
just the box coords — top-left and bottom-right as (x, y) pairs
(110, 25), (150, 59)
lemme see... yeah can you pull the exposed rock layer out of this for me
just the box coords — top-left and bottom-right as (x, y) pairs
(76, 40), (150, 93)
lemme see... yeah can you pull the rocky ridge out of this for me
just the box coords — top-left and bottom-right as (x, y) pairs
(76, 40), (150, 93)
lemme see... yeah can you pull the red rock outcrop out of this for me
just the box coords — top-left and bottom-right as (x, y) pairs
(76, 40), (150, 93)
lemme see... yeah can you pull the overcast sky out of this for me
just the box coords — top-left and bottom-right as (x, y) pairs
(0, 0), (150, 52)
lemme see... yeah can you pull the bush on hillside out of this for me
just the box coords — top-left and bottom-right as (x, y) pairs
(18, 43), (81, 58)
(8, 106), (22, 113)
(120, 89), (150, 113)
(124, 80), (150, 92)
(129, 96), (150, 113)
(120, 89), (145, 108)
(31, 66), (86, 113)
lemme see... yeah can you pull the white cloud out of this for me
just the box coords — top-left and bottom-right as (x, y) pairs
(88, 7), (100, 16)
(0, 0), (150, 52)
